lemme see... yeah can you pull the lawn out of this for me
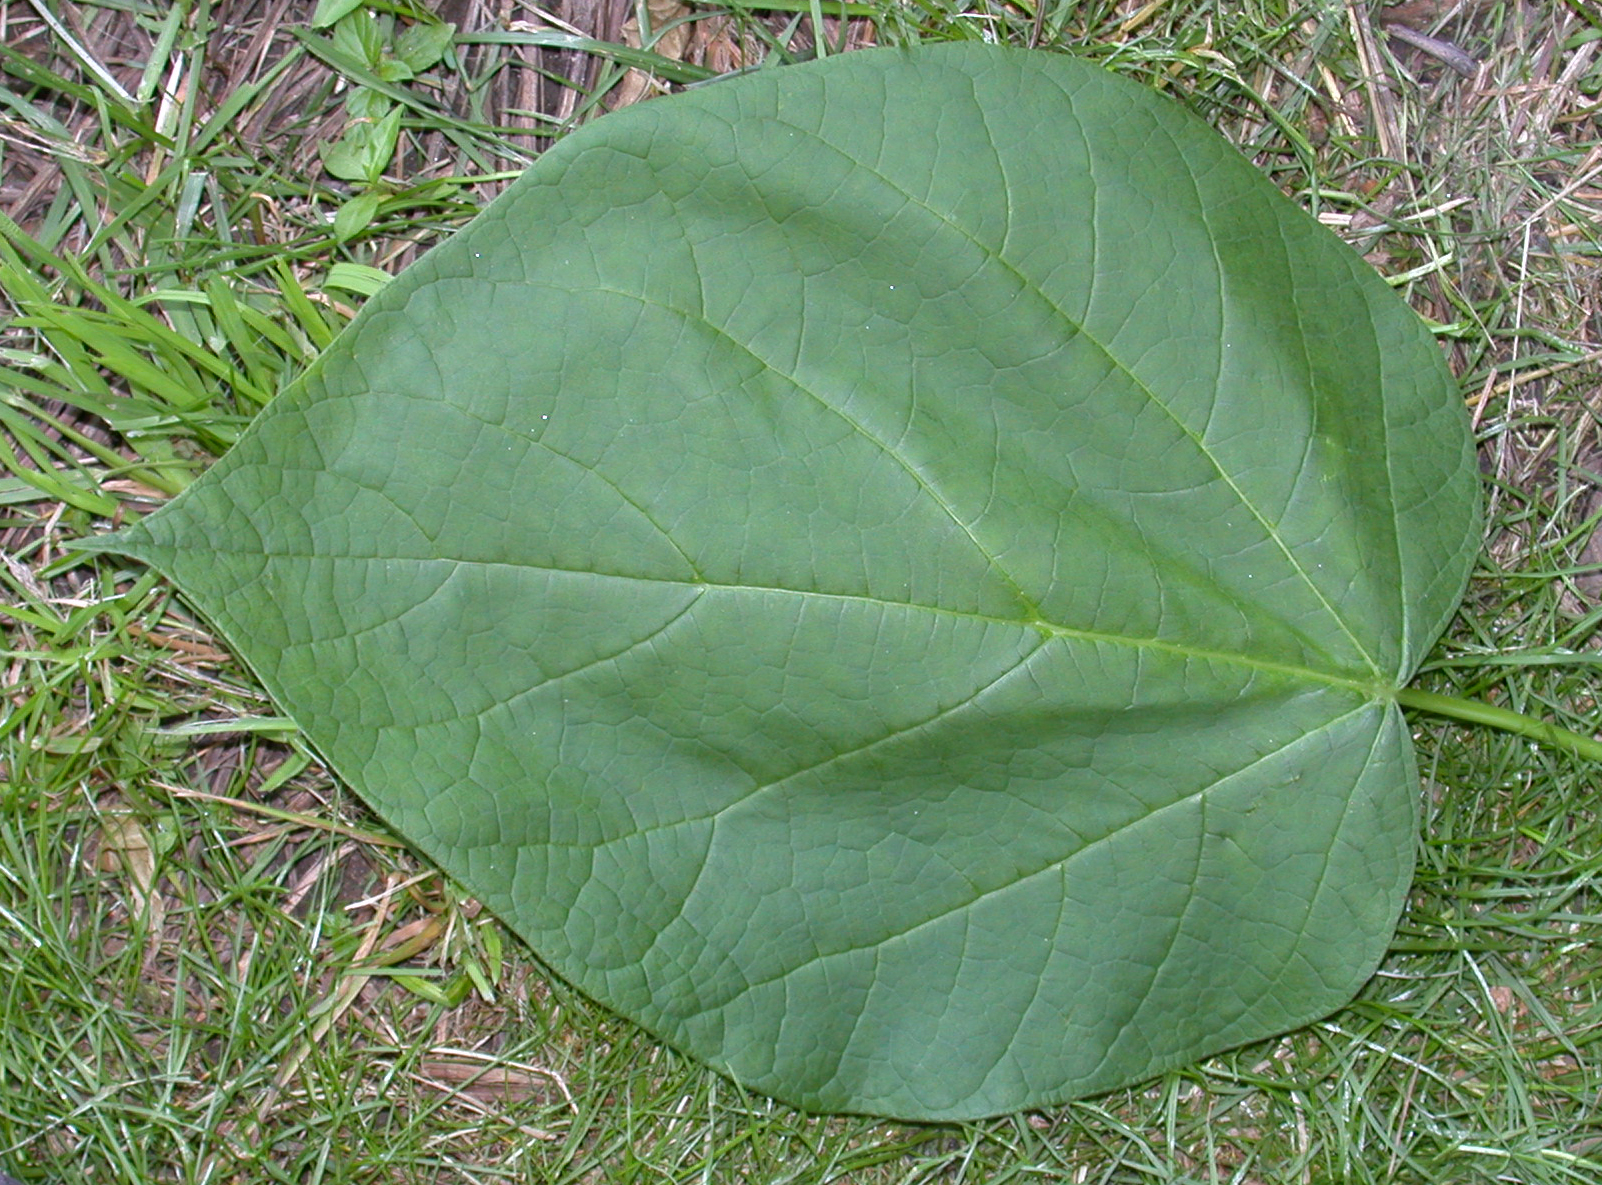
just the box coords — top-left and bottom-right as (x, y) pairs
(3, 0), (1601, 1181)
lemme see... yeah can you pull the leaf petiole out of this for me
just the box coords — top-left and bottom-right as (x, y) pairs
(1397, 686), (1602, 764)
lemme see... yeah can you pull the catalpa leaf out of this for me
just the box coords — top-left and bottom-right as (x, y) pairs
(86, 44), (1481, 1119)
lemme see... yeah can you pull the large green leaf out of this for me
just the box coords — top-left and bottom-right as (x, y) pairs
(85, 44), (1481, 1119)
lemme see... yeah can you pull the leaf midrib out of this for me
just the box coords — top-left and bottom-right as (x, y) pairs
(164, 541), (1387, 697)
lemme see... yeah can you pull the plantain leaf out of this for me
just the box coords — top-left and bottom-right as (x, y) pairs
(84, 44), (1481, 1120)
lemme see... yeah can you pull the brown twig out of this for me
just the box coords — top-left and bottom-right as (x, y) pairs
(1384, 22), (1479, 77)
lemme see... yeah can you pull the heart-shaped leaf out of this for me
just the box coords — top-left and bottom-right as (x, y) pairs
(86, 44), (1481, 1119)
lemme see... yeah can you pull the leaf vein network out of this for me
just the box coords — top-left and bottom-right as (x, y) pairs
(765, 110), (1382, 678)
(675, 697), (1380, 1022)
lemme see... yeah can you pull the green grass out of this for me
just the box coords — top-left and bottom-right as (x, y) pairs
(4, 0), (1602, 1181)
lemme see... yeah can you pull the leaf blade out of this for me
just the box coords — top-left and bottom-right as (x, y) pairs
(90, 44), (1480, 1119)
